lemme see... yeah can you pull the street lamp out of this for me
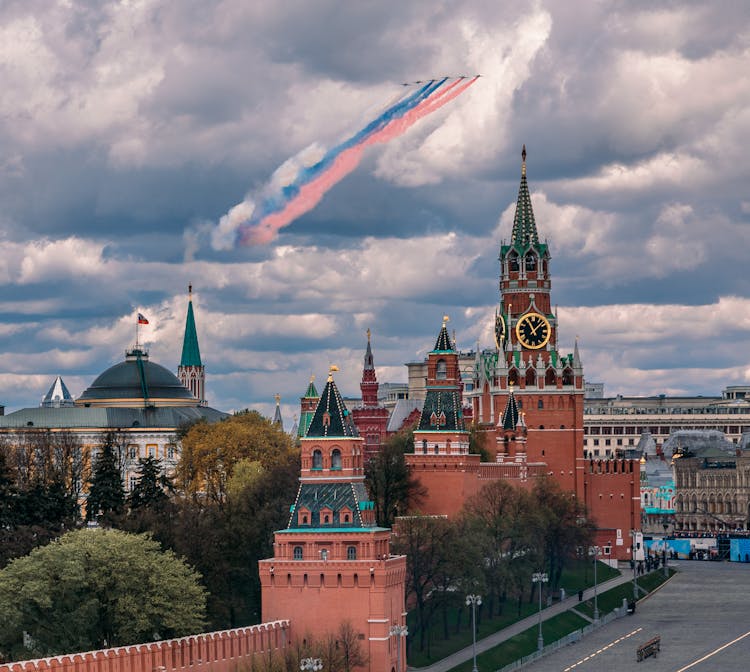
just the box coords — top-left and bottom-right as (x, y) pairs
(630, 530), (639, 602)
(662, 516), (670, 577)
(532, 572), (549, 651)
(465, 594), (482, 672)
(300, 658), (322, 672)
(589, 546), (600, 622)
(389, 625), (408, 672)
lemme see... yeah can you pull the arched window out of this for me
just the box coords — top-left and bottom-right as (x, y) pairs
(320, 549), (328, 561)
(525, 254), (537, 272)
(509, 253), (519, 272)
(312, 449), (323, 470)
(324, 514), (330, 524)
(436, 359), (447, 380)
(422, 440), (428, 454)
(347, 546), (357, 560)
(293, 546), (303, 560)
(434, 444), (439, 454)
(331, 448), (342, 470)
(538, 399), (544, 409)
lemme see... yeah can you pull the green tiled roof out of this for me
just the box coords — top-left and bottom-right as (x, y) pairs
(304, 378), (319, 398)
(418, 389), (464, 432)
(180, 299), (202, 367)
(287, 481), (374, 529)
(306, 376), (358, 438)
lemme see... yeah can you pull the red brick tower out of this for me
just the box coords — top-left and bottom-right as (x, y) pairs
(407, 318), (482, 516)
(351, 330), (390, 460)
(469, 147), (585, 496)
(259, 366), (407, 672)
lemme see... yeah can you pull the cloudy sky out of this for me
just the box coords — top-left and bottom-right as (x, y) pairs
(1, 1), (749, 424)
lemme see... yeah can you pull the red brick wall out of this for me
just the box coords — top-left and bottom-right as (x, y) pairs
(584, 459), (642, 560)
(0, 622), (290, 672)
(406, 454), (483, 516)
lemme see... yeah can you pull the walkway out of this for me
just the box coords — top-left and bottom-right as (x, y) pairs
(408, 569), (638, 672)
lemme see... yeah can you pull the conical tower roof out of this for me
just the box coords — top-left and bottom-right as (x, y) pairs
(500, 386), (520, 431)
(272, 393), (283, 426)
(364, 328), (375, 370)
(304, 376), (319, 398)
(510, 145), (539, 251)
(432, 316), (455, 352)
(180, 285), (202, 367)
(306, 368), (359, 438)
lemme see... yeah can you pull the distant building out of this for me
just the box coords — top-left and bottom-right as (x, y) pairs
(0, 294), (226, 496)
(584, 387), (750, 458)
(672, 431), (750, 532)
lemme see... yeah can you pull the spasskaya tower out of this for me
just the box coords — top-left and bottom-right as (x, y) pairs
(469, 147), (585, 496)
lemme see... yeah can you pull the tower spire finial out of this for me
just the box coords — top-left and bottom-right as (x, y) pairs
(521, 144), (527, 177)
(188, 283), (192, 299)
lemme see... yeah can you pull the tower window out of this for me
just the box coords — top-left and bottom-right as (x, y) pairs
(525, 254), (537, 271)
(347, 546), (357, 560)
(436, 359), (447, 380)
(293, 546), (303, 560)
(538, 399), (543, 409)
(509, 253), (519, 272)
(312, 449), (323, 470)
(331, 448), (342, 470)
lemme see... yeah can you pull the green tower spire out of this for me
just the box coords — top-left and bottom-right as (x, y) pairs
(180, 284), (202, 367)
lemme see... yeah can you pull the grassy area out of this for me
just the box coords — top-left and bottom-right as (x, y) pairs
(449, 611), (589, 672)
(406, 559), (619, 667)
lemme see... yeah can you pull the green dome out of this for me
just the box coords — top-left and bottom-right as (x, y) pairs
(77, 349), (195, 407)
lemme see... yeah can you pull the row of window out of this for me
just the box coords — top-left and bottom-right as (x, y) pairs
(292, 546), (357, 560)
(311, 448), (341, 470)
(126, 444), (176, 461)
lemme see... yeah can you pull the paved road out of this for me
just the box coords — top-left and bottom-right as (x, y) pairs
(525, 560), (750, 672)
(410, 570), (637, 672)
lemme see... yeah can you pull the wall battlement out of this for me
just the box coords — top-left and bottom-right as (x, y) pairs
(0, 621), (290, 672)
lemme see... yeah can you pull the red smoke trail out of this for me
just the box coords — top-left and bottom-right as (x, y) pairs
(241, 77), (478, 245)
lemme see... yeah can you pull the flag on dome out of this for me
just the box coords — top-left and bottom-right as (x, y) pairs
(137, 313), (149, 325)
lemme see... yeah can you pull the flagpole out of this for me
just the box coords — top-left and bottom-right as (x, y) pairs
(136, 314), (139, 350)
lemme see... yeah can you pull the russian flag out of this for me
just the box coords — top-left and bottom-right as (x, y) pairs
(137, 313), (149, 325)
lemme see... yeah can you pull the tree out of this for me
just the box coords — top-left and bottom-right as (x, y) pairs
(0, 439), (79, 568)
(391, 515), (458, 654)
(177, 410), (296, 505)
(365, 429), (424, 527)
(128, 456), (174, 511)
(463, 480), (541, 617)
(532, 477), (594, 589)
(86, 432), (126, 526)
(0, 528), (207, 660)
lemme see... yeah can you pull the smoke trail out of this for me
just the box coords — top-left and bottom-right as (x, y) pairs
(212, 77), (476, 249)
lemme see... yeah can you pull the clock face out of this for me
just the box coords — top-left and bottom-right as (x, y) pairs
(515, 312), (551, 350)
(494, 313), (506, 349)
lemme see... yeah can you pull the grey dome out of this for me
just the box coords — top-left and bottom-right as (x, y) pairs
(78, 349), (194, 405)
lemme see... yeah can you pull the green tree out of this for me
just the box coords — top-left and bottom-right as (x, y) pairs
(127, 456), (174, 511)
(0, 528), (207, 660)
(177, 410), (296, 505)
(392, 515), (458, 655)
(365, 429), (424, 527)
(532, 477), (594, 589)
(86, 432), (126, 526)
(463, 480), (541, 617)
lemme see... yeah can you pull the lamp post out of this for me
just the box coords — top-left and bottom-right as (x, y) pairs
(662, 516), (670, 577)
(532, 572), (549, 651)
(300, 658), (322, 672)
(630, 530), (639, 602)
(389, 625), (408, 672)
(589, 546), (600, 622)
(465, 594), (482, 672)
